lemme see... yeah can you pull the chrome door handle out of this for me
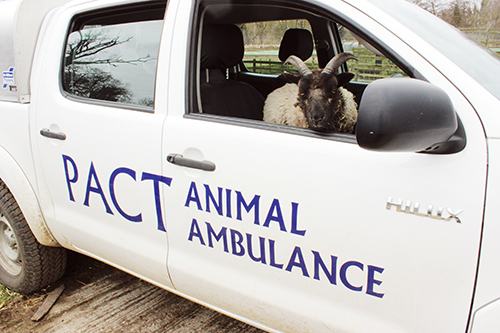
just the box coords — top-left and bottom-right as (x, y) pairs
(40, 129), (66, 141)
(167, 154), (216, 172)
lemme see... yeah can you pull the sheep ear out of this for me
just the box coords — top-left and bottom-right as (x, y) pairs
(336, 72), (355, 87)
(281, 72), (300, 84)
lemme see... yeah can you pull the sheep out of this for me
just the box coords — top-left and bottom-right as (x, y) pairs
(263, 52), (358, 133)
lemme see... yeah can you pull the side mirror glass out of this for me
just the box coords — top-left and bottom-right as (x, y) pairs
(356, 78), (464, 153)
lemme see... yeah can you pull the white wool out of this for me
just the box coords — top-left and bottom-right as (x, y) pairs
(263, 83), (358, 133)
(338, 87), (358, 132)
(263, 83), (308, 128)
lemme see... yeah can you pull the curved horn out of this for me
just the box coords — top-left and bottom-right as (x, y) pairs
(284, 55), (312, 77)
(322, 52), (357, 76)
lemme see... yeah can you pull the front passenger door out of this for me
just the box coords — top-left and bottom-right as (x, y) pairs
(162, 1), (487, 332)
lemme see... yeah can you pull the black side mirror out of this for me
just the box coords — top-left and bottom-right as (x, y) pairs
(356, 78), (465, 153)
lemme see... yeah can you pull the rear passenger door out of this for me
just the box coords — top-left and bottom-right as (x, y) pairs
(32, 1), (173, 287)
(162, 1), (487, 332)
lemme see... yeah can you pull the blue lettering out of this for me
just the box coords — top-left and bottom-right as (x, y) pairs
(141, 172), (172, 232)
(263, 199), (286, 232)
(84, 162), (113, 215)
(226, 189), (232, 218)
(340, 261), (364, 292)
(188, 218), (205, 245)
(185, 220), (385, 299)
(206, 222), (228, 252)
(61, 156), (175, 232)
(312, 250), (337, 285)
(62, 154), (78, 202)
(185, 181), (203, 210)
(109, 167), (142, 222)
(205, 184), (223, 216)
(247, 233), (266, 264)
(269, 239), (283, 269)
(290, 202), (306, 236)
(367, 265), (385, 298)
(230, 229), (245, 256)
(181, 183), (305, 237)
(285, 246), (309, 277)
(236, 191), (260, 225)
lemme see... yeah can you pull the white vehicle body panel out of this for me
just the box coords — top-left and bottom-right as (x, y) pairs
(473, 138), (500, 315)
(0, 0), (498, 331)
(29, 0), (173, 288)
(161, 1), (487, 332)
(0, 0), (19, 102)
(0, 0), (74, 102)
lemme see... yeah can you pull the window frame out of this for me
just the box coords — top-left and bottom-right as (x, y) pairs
(59, 1), (167, 113)
(187, 0), (419, 142)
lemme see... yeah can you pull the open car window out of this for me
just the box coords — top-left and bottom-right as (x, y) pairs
(191, 1), (411, 137)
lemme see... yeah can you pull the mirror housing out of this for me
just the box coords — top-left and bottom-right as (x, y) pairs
(356, 78), (464, 153)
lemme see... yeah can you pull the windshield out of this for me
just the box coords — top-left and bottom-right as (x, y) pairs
(349, 0), (500, 100)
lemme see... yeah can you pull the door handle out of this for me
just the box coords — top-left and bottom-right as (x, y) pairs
(40, 129), (66, 141)
(167, 154), (216, 172)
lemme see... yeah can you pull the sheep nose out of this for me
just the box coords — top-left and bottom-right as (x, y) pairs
(312, 113), (324, 123)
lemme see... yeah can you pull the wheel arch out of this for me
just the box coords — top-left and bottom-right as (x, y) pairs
(0, 146), (60, 247)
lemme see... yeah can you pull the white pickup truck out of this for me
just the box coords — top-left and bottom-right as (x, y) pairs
(1, 0), (500, 331)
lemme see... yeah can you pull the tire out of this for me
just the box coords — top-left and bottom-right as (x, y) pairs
(0, 181), (67, 294)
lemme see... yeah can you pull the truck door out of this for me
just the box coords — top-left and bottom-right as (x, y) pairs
(31, 2), (173, 287)
(161, 1), (487, 332)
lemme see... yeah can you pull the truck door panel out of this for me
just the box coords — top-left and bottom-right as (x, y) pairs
(161, 1), (487, 332)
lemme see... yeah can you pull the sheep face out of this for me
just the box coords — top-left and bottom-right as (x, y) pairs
(295, 71), (355, 132)
(284, 53), (357, 132)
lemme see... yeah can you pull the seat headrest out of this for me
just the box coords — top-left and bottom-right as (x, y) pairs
(201, 24), (244, 70)
(278, 28), (314, 62)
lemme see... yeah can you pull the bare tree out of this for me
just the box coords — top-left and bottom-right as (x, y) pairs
(65, 30), (152, 67)
(477, 0), (500, 28)
(408, 0), (442, 15)
(64, 67), (132, 103)
(64, 29), (154, 103)
(439, 0), (476, 27)
(409, 0), (500, 29)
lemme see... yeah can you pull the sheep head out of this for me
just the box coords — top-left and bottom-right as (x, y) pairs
(283, 52), (357, 132)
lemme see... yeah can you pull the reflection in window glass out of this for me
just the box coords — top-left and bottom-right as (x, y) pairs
(241, 20), (317, 74)
(63, 20), (163, 107)
(339, 25), (407, 83)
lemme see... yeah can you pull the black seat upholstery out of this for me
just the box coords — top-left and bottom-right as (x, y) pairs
(278, 28), (314, 62)
(274, 28), (314, 89)
(200, 24), (264, 121)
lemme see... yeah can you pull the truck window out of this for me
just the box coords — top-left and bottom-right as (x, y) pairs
(338, 25), (407, 83)
(192, 2), (411, 136)
(62, 10), (164, 108)
(241, 20), (317, 75)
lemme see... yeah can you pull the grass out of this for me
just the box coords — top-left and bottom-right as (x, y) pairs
(0, 284), (19, 310)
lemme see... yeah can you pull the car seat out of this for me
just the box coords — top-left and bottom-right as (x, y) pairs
(200, 24), (264, 121)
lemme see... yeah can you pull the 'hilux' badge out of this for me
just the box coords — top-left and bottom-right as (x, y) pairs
(386, 197), (462, 223)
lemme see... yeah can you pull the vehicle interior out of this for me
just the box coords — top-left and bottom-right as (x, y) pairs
(188, 0), (411, 135)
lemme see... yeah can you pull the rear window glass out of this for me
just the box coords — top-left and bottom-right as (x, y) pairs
(63, 17), (163, 107)
(241, 20), (317, 75)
